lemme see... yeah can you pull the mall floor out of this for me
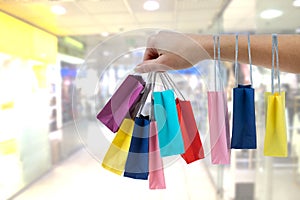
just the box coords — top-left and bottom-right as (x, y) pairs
(11, 143), (217, 200)
(10, 117), (300, 200)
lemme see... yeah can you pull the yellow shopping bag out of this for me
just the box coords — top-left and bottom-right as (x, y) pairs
(264, 92), (287, 157)
(264, 34), (288, 157)
(102, 118), (134, 175)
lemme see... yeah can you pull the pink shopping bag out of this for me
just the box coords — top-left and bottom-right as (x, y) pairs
(207, 35), (230, 164)
(208, 91), (231, 164)
(149, 121), (166, 189)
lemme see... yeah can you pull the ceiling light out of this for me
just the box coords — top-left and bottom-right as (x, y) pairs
(260, 9), (282, 19)
(101, 32), (109, 37)
(143, 0), (160, 11)
(293, 0), (300, 7)
(51, 5), (66, 15)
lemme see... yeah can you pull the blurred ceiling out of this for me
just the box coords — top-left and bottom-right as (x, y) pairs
(0, 0), (299, 46)
(0, 0), (229, 36)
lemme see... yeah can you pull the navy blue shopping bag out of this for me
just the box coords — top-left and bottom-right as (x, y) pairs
(124, 115), (150, 179)
(231, 34), (257, 149)
(231, 84), (257, 149)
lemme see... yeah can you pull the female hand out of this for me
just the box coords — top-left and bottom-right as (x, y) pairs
(135, 31), (212, 73)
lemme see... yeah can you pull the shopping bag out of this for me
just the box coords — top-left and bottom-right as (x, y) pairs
(176, 98), (205, 164)
(97, 75), (145, 132)
(207, 35), (230, 164)
(231, 85), (256, 149)
(124, 115), (150, 180)
(231, 34), (257, 149)
(264, 34), (288, 157)
(101, 118), (134, 175)
(149, 121), (166, 189)
(208, 91), (231, 164)
(264, 92), (287, 157)
(153, 89), (185, 157)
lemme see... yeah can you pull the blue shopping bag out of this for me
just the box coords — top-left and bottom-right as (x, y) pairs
(231, 34), (257, 149)
(153, 89), (185, 157)
(124, 115), (150, 179)
(231, 85), (257, 149)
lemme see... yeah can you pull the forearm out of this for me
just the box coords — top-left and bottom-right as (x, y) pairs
(188, 34), (300, 73)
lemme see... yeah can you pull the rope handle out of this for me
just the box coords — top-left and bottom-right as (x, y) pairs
(271, 34), (280, 94)
(234, 34), (253, 87)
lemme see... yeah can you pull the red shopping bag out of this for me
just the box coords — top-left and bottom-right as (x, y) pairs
(176, 98), (205, 164)
(161, 73), (205, 163)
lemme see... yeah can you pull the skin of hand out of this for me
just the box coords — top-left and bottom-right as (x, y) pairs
(135, 31), (211, 73)
(135, 31), (300, 74)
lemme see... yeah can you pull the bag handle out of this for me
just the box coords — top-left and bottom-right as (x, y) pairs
(159, 72), (186, 100)
(213, 35), (219, 91)
(150, 72), (157, 121)
(234, 34), (253, 87)
(136, 73), (153, 117)
(271, 34), (280, 94)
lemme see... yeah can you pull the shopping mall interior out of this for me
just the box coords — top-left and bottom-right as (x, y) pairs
(0, 0), (300, 200)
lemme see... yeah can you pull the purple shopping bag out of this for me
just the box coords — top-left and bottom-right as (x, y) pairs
(97, 75), (145, 132)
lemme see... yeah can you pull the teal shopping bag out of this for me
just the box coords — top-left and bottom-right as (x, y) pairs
(153, 89), (185, 157)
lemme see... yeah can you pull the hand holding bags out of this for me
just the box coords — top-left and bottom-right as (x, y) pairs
(264, 34), (288, 157)
(231, 34), (257, 149)
(207, 35), (231, 165)
(97, 75), (145, 132)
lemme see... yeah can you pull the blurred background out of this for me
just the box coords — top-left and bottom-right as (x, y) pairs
(0, 0), (300, 199)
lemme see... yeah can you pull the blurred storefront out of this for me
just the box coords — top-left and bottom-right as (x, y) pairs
(0, 12), (87, 200)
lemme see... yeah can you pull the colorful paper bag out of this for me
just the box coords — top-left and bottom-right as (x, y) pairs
(102, 118), (134, 175)
(208, 91), (231, 164)
(124, 115), (150, 179)
(176, 98), (205, 164)
(264, 34), (288, 157)
(97, 75), (145, 132)
(264, 92), (287, 157)
(160, 72), (204, 163)
(153, 89), (185, 157)
(231, 34), (257, 149)
(149, 121), (166, 189)
(207, 35), (231, 164)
